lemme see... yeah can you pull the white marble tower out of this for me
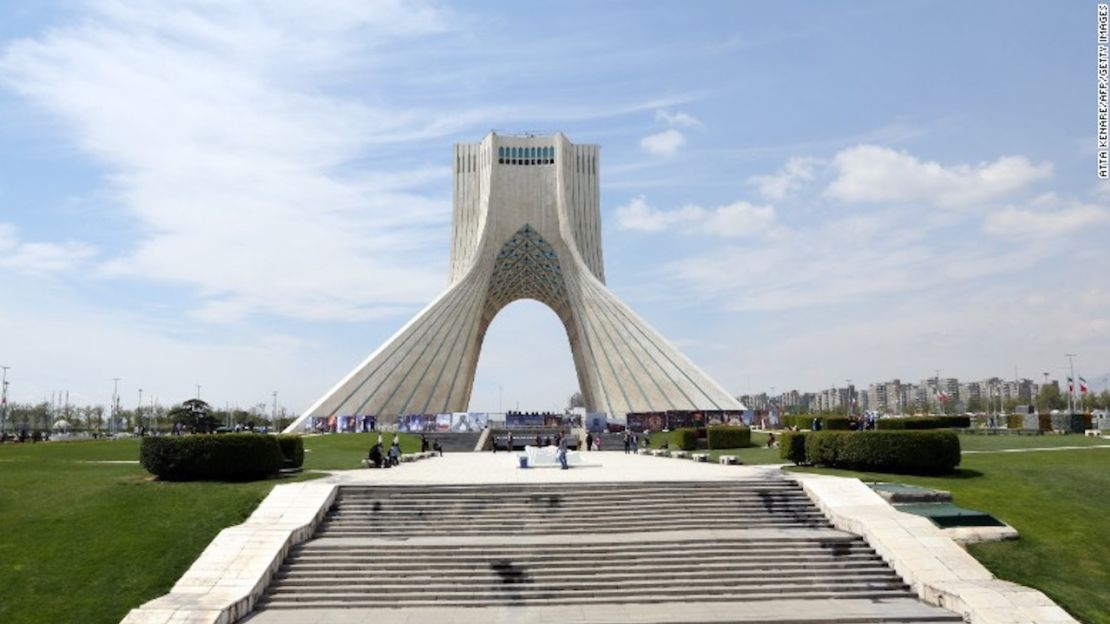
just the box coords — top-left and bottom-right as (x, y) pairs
(285, 132), (740, 432)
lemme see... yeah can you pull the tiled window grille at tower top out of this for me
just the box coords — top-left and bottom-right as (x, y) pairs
(498, 145), (554, 165)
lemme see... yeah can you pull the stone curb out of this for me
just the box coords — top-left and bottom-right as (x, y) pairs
(120, 481), (337, 624)
(788, 471), (1077, 624)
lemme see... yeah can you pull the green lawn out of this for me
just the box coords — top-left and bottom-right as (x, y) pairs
(790, 447), (1110, 624)
(302, 432), (421, 470)
(644, 429), (784, 464)
(0, 438), (314, 624)
(956, 432), (1110, 451)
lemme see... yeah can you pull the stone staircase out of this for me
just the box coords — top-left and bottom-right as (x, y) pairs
(414, 431), (483, 452)
(253, 481), (962, 622)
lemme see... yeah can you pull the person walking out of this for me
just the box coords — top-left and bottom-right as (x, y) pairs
(585, 431), (593, 452)
(623, 430), (631, 454)
(558, 434), (569, 470)
(507, 431), (514, 452)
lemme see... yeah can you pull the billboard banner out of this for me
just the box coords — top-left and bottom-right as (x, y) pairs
(666, 411), (692, 430)
(403, 414), (423, 433)
(435, 413), (452, 432)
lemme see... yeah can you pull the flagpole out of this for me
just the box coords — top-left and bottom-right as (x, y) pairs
(1065, 354), (1077, 415)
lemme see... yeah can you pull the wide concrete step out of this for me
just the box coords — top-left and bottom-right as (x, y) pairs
(298, 532), (859, 549)
(273, 566), (900, 584)
(279, 556), (884, 572)
(256, 587), (917, 609)
(288, 545), (877, 560)
(335, 488), (805, 500)
(331, 502), (817, 515)
(333, 482), (803, 496)
(332, 497), (814, 509)
(314, 523), (830, 536)
(269, 577), (907, 598)
(321, 513), (829, 526)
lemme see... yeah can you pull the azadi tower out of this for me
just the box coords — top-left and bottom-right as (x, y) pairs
(286, 132), (740, 431)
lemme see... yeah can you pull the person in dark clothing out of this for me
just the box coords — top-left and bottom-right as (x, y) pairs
(507, 431), (514, 452)
(432, 440), (443, 456)
(368, 442), (384, 468)
(421, 434), (429, 453)
(558, 435), (569, 470)
(623, 431), (631, 454)
(534, 434), (541, 447)
(585, 432), (593, 452)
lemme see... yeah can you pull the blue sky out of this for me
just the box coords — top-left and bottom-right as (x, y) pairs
(0, 1), (1106, 413)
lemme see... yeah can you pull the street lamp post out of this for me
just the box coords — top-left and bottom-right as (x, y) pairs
(272, 391), (278, 429)
(111, 378), (120, 435)
(1, 365), (9, 436)
(137, 388), (143, 434)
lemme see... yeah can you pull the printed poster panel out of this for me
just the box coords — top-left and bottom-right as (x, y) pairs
(469, 412), (489, 430)
(666, 411), (692, 430)
(404, 414), (423, 433)
(435, 413), (452, 432)
(421, 414), (437, 432)
(506, 413), (526, 428)
(544, 414), (562, 428)
(585, 413), (606, 433)
(524, 413), (544, 428)
(626, 413), (647, 433)
(452, 412), (485, 432)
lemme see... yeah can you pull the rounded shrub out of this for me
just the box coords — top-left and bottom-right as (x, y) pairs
(706, 425), (750, 449)
(275, 434), (305, 468)
(672, 427), (699, 451)
(780, 431), (807, 464)
(140, 433), (284, 481)
(802, 431), (960, 475)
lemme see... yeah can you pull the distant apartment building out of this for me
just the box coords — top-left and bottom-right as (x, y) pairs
(866, 379), (908, 414)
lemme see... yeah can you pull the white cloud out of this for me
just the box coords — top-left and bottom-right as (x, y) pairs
(0, 1), (467, 322)
(662, 209), (1053, 312)
(747, 156), (819, 201)
(616, 195), (775, 237)
(825, 145), (1052, 206)
(984, 200), (1110, 240)
(654, 109), (702, 128)
(640, 129), (686, 156)
(0, 223), (95, 274)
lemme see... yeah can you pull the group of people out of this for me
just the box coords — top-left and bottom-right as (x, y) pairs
(366, 434), (443, 469)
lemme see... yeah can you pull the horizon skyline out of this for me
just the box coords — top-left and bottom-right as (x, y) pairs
(1, 2), (1107, 415)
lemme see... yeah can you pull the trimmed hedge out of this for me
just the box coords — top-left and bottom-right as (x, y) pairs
(275, 434), (304, 468)
(672, 428), (699, 451)
(140, 433), (284, 481)
(802, 431), (960, 475)
(780, 431), (808, 464)
(707, 425), (751, 449)
(783, 415), (853, 430)
(877, 416), (971, 430)
(1006, 414), (1023, 429)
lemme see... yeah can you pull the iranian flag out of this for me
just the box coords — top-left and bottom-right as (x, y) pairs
(1079, 377), (1089, 395)
(1067, 376), (1074, 393)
